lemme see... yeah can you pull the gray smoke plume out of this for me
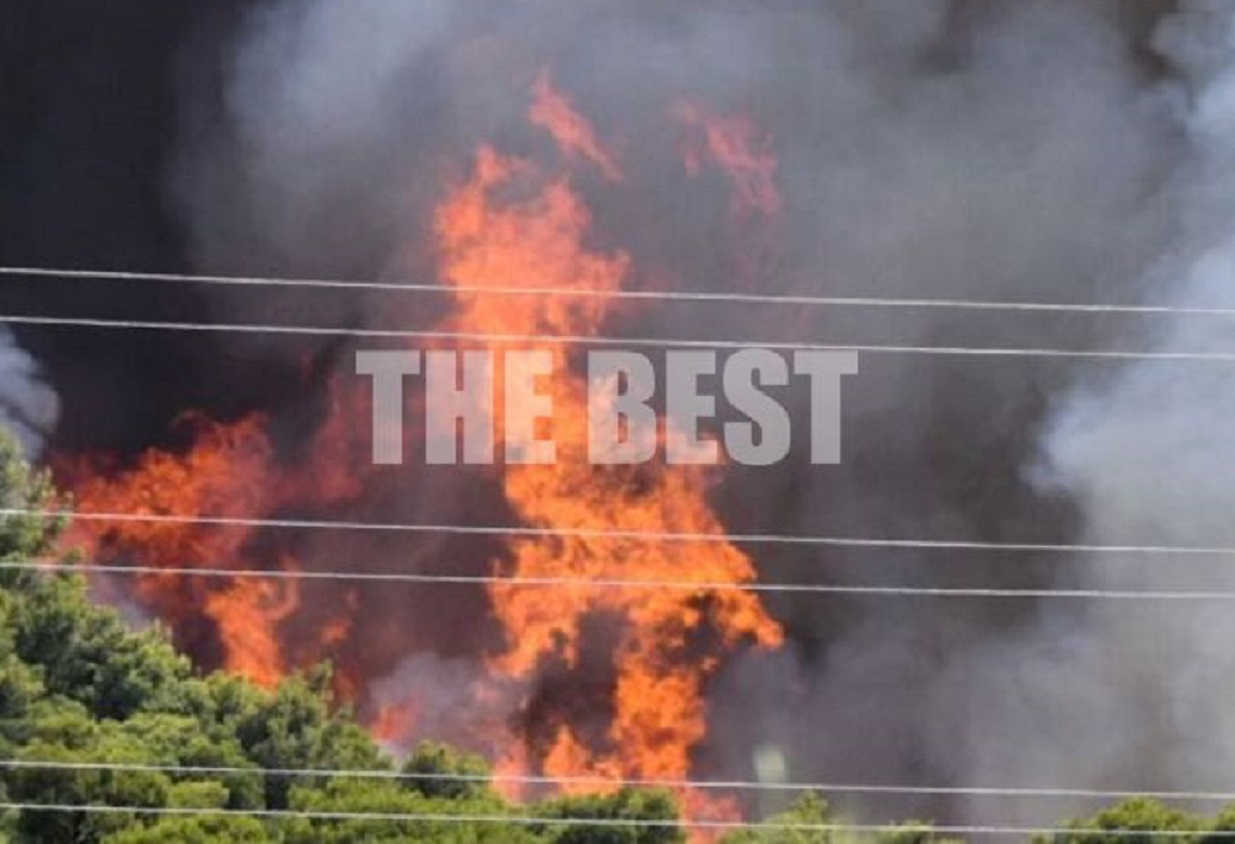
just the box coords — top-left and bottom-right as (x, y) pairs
(167, 0), (1235, 827)
(951, 0), (1235, 824)
(0, 329), (58, 456)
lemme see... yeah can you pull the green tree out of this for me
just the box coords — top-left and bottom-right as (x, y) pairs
(102, 814), (273, 844)
(401, 740), (492, 800)
(230, 667), (385, 808)
(535, 787), (684, 844)
(283, 777), (537, 843)
(0, 433), (64, 570)
(723, 792), (832, 844)
(1043, 797), (1202, 844)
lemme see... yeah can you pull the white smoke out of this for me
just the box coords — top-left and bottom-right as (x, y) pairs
(940, 0), (1235, 824)
(0, 327), (58, 456)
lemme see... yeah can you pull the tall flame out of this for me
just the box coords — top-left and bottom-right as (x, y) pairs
(57, 70), (786, 825)
(434, 74), (783, 812)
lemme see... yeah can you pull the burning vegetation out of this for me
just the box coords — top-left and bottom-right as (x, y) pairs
(55, 74), (786, 823)
(18, 0), (1235, 838)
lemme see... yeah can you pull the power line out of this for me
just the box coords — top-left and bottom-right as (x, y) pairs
(12, 559), (1235, 600)
(2, 758), (1234, 803)
(4, 312), (1235, 362)
(12, 507), (1235, 559)
(0, 801), (1218, 836)
(3, 265), (1232, 319)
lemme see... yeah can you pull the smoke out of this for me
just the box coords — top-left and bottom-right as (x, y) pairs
(17, 0), (1235, 827)
(708, 0), (1235, 827)
(0, 329), (58, 456)
(951, 0), (1235, 821)
(164, 0), (1195, 820)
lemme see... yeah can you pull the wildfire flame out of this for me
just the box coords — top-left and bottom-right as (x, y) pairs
(530, 70), (623, 184)
(56, 70), (786, 826)
(62, 413), (288, 685)
(60, 380), (371, 688)
(674, 100), (783, 218)
(435, 74), (784, 819)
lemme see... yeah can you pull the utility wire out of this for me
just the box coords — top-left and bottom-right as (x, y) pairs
(2, 312), (1235, 362)
(11, 560), (1235, 600)
(3, 265), (1232, 319)
(1, 758), (1234, 803)
(10, 507), (1235, 559)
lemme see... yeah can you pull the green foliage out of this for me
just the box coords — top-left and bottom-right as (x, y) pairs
(102, 815), (273, 844)
(401, 740), (492, 800)
(723, 793), (831, 844)
(12, 573), (191, 719)
(535, 787), (684, 844)
(1199, 805), (1235, 844)
(229, 668), (386, 809)
(1042, 798), (1202, 844)
(0, 434), (64, 569)
(283, 778), (534, 843)
(880, 823), (965, 844)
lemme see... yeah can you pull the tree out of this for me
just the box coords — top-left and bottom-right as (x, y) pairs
(1044, 797), (1202, 844)
(102, 815), (273, 844)
(282, 778), (537, 843)
(535, 787), (684, 844)
(722, 793), (961, 844)
(230, 667), (385, 808)
(722, 793), (832, 844)
(401, 740), (492, 800)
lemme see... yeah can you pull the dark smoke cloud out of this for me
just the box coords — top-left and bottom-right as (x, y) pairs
(0, 0), (274, 453)
(15, 0), (1235, 828)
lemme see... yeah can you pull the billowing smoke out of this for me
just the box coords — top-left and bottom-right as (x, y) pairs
(17, 0), (1235, 828)
(165, 0), (1194, 823)
(946, 0), (1235, 823)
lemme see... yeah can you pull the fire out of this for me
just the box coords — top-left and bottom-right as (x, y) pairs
(435, 73), (783, 816)
(56, 69), (785, 826)
(673, 101), (783, 218)
(530, 70), (623, 183)
(373, 699), (420, 748)
(62, 413), (286, 685)
(60, 380), (371, 688)
(204, 568), (300, 685)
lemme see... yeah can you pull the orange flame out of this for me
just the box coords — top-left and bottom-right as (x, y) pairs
(61, 380), (371, 687)
(530, 71), (623, 183)
(62, 414), (285, 684)
(373, 699), (421, 749)
(57, 66), (786, 829)
(674, 101), (783, 218)
(434, 75), (783, 819)
(204, 567), (300, 686)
